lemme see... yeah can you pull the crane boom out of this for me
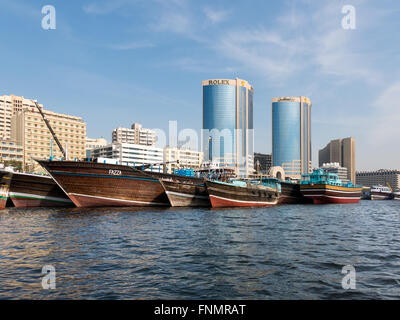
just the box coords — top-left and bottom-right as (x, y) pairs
(32, 100), (66, 159)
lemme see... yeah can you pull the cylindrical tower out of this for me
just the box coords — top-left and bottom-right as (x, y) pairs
(271, 96), (312, 179)
(202, 78), (254, 177)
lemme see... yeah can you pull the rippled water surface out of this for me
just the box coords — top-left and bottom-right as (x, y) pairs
(0, 201), (399, 299)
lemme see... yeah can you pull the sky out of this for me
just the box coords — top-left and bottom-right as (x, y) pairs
(0, 0), (399, 171)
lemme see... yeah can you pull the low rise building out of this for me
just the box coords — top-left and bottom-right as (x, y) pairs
(0, 139), (24, 163)
(321, 162), (349, 184)
(112, 123), (156, 146)
(86, 137), (108, 158)
(91, 143), (164, 171)
(356, 169), (400, 190)
(163, 147), (203, 173)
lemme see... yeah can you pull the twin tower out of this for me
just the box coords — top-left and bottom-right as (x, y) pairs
(202, 78), (312, 179)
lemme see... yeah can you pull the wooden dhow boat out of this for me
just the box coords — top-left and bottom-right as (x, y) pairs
(0, 170), (13, 209)
(8, 171), (73, 208)
(158, 167), (236, 207)
(159, 175), (210, 207)
(300, 169), (362, 204)
(37, 159), (172, 208)
(205, 179), (281, 208)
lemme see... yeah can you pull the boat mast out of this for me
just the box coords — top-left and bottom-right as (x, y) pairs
(32, 100), (66, 159)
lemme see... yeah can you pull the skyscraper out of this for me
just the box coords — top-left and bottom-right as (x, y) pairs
(271, 96), (312, 179)
(202, 78), (254, 177)
(319, 137), (356, 184)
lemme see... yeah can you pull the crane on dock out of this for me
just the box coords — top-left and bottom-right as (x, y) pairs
(32, 100), (66, 159)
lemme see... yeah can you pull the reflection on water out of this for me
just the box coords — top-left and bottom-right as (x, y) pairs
(0, 201), (399, 299)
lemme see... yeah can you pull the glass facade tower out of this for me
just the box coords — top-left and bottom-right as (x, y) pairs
(272, 97), (312, 179)
(202, 78), (254, 177)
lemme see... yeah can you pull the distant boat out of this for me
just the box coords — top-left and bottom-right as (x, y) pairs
(393, 191), (400, 200)
(370, 185), (393, 200)
(300, 168), (362, 204)
(0, 170), (13, 210)
(206, 179), (280, 208)
(8, 172), (73, 208)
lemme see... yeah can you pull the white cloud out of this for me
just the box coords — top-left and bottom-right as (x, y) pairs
(203, 7), (230, 24)
(151, 11), (192, 34)
(369, 82), (400, 145)
(213, 28), (304, 81)
(214, 1), (387, 88)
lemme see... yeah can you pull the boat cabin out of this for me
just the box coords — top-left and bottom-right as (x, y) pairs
(301, 168), (343, 186)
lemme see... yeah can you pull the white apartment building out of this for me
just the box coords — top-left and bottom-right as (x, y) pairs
(321, 162), (349, 184)
(0, 94), (25, 140)
(0, 95), (87, 172)
(86, 137), (108, 157)
(163, 147), (203, 173)
(86, 137), (108, 150)
(112, 123), (156, 146)
(0, 140), (24, 162)
(90, 143), (164, 171)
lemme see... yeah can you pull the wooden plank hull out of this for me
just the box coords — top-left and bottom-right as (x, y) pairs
(160, 179), (210, 207)
(206, 180), (280, 208)
(279, 181), (312, 204)
(9, 172), (73, 208)
(0, 170), (13, 210)
(300, 184), (362, 204)
(37, 160), (170, 208)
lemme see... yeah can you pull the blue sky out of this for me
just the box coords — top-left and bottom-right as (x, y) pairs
(0, 0), (399, 170)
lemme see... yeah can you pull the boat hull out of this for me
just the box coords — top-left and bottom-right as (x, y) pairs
(300, 184), (362, 204)
(279, 181), (312, 204)
(37, 160), (170, 208)
(206, 180), (279, 208)
(160, 179), (210, 207)
(370, 191), (393, 200)
(9, 172), (73, 208)
(393, 193), (400, 200)
(0, 170), (13, 210)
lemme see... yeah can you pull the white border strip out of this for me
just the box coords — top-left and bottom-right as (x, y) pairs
(210, 194), (278, 205)
(165, 191), (209, 200)
(301, 189), (361, 194)
(303, 194), (360, 200)
(69, 192), (169, 206)
(9, 192), (72, 203)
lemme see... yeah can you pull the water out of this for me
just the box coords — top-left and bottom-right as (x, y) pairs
(0, 201), (399, 300)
